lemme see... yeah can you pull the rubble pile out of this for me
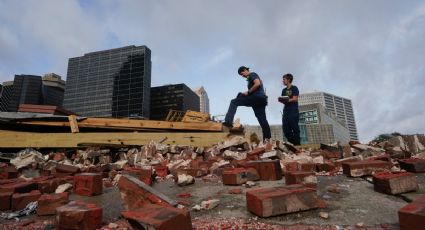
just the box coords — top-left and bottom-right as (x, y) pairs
(0, 134), (424, 229)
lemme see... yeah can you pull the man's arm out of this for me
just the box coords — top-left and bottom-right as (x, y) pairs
(242, 79), (261, 96)
(288, 95), (298, 103)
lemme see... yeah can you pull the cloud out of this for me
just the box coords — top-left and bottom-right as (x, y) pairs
(0, 0), (424, 142)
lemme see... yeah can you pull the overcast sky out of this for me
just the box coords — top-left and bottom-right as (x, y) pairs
(1, 0), (424, 142)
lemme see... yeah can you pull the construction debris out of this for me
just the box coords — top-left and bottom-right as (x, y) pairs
(0, 120), (425, 229)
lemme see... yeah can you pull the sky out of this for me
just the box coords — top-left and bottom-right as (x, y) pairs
(0, 0), (424, 142)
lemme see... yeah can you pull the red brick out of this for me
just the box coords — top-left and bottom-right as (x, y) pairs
(282, 162), (299, 175)
(398, 158), (425, 173)
(316, 161), (338, 173)
(183, 168), (208, 178)
(229, 188), (243, 194)
(249, 147), (266, 156)
(0, 192), (12, 210)
(55, 164), (80, 174)
(123, 167), (153, 185)
(154, 165), (169, 178)
(0, 181), (38, 193)
(222, 168), (259, 185)
(285, 171), (317, 187)
(399, 195), (425, 230)
(12, 190), (41, 211)
(320, 150), (341, 159)
(122, 203), (192, 230)
(0, 166), (18, 179)
(246, 184), (319, 217)
(37, 193), (69, 216)
(247, 160), (282, 181)
(74, 173), (103, 196)
(342, 160), (392, 177)
(300, 163), (317, 172)
(56, 201), (102, 230)
(117, 174), (177, 210)
(373, 172), (418, 195)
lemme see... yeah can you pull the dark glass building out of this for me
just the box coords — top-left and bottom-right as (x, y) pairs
(7, 75), (43, 112)
(0, 81), (14, 111)
(63, 45), (151, 118)
(150, 83), (200, 120)
(42, 73), (66, 107)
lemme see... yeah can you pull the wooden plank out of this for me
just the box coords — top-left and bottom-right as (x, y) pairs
(16, 117), (223, 132)
(68, 115), (79, 133)
(0, 130), (234, 148)
(181, 110), (209, 123)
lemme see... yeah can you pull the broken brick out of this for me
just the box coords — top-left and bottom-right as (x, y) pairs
(282, 161), (299, 175)
(398, 158), (425, 173)
(56, 201), (102, 230)
(342, 160), (391, 177)
(0, 166), (18, 180)
(123, 167), (153, 186)
(222, 168), (251, 185)
(117, 174), (177, 210)
(37, 193), (69, 216)
(122, 203), (192, 230)
(248, 147), (266, 157)
(229, 188), (243, 194)
(285, 171), (317, 187)
(316, 161), (338, 173)
(300, 163), (317, 172)
(12, 190), (41, 211)
(247, 160), (282, 181)
(0, 180), (38, 193)
(373, 172), (418, 195)
(55, 164), (80, 174)
(154, 165), (169, 178)
(399, 195), (425, 230)
(74, 173), (103, 196)
(0, 191), (12, 210)
(182, 168), (208, 178)
(246, 184), (319, 217)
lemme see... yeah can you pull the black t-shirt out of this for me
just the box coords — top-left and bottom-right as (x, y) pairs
(247, 72), (266, 97)
(281, 85), (299, 112)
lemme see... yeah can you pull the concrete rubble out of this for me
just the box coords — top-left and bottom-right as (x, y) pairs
(0, 134), (424, 229)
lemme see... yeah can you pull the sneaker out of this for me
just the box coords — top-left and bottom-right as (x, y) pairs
(222, 122), (233, 128)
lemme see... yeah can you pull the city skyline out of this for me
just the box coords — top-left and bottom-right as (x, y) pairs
(1, 0), (424, 142)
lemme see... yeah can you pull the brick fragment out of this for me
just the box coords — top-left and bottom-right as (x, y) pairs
(182, 168), (208, 178)
(246, 160), (282, 181)
(398, 158), (425, 173)
(246, 184), (319, 217)
(0, 181), (38, 193)
(0, 166), (18, 179)
(399, 195), (425, 230)
(154, 165), (169, 178)
(229, 188), (242, 194)
(117, 174), (177, 210)
(300, 163), (316, 172)
(316, 161), (339, 173)
(55, 164), (80, 174)
(122, 204), (192, 230)
(37, 193), (69, 216)
(123, 167), (153, 186)
(282, 161), (299, 175)
(222, 168), (259, 185)
(12, 190), (41, 211)
(0, 192), (12, 210)
(74, 173), (103, 196)
(248, 147), (266, 156)
(342, 160), (391, 177)
(56, 201), (102, 230)
(285, 171), (317, 187)
(373, 172), (418, 195)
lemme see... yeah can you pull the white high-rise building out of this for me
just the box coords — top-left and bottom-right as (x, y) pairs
(298, 91), (359, 140)
(193, 86), (210, 114)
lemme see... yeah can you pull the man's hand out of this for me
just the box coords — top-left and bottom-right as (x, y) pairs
(241, 91), (249, 96)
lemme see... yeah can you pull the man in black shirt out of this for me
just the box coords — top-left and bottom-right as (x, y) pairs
(223, 66), (271, 140)
(279, 73), (300, 145)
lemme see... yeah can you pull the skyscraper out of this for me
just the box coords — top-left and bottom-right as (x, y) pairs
(298, 91), (358, 140)
(42, 73), (66, 107)
(7, 75), (43, 112)
(0, 81), (13, 111)
(193, 86), (210, 114)
(63, 45), (151, 118)
(150, 84), (200, 120)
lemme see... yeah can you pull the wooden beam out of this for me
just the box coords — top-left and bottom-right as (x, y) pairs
(16, 117), (223, 132)
(68, 115), (79, 133)
(0, 130), (235, 148)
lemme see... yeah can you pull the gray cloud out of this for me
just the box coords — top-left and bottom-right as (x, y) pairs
(0, 0), (424, 142)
